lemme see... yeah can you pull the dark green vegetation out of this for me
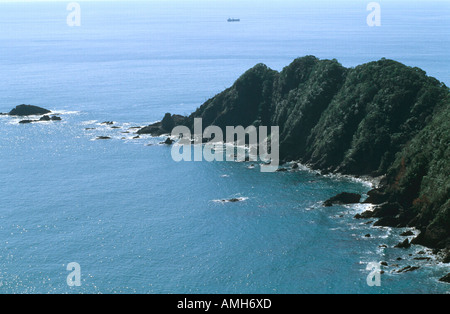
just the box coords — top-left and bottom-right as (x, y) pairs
(139, 56), (449, 252)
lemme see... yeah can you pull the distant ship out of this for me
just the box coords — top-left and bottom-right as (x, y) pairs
(227, 18), (240, 22)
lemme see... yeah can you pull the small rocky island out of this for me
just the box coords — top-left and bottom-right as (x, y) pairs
(8, 104), (51, 116)
(6, 105), (61, 123)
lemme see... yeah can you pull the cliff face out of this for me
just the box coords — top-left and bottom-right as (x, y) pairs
(382, 103), (450, 249)
(141, 56), (450, 249)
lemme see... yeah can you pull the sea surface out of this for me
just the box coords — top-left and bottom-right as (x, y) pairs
(0, 1), (449, 294)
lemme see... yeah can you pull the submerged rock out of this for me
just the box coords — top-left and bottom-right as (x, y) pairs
(96, 136), (111, 140)
(323, 192), (361, 207)
(216, 197), (247, 203)
(9, 104), (51, 116)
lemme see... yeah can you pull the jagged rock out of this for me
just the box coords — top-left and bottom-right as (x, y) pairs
(354, 210), (374, 219)
(138, 114), (187, 136)
(323, 192), (361, 207)
(364, 188), (389, 204)
(39, 115), (51, 121)
(371, 202), (401, 218)
(442, 251), (450, 264)
(373, 216), (400, 227)
(400, 230), (414, 237)
(161, 113), (175, 132)
(18, 115), (62, 124)
(439, 273), (450, 283)
(395, 239), (411, 249)
(413, 257), (431, 261)
(9, 104), (51, 116)
(396, 266), (420, 273)
(160, 137), (174, 145)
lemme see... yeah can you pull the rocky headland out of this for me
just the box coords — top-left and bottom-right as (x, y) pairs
(137, 56), (450, 270)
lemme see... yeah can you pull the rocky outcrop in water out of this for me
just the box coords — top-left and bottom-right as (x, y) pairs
(9, 105), (51, 116)
(18, 115), (62, 124)
(137, 113), (187, 136)
(439, 273), (450, 283)
(323, 192), (361, 207)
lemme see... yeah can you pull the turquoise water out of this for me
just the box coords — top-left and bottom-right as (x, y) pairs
(0, 1), (449, 294)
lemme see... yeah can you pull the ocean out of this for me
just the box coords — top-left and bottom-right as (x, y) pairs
(0, 0), (449, 294)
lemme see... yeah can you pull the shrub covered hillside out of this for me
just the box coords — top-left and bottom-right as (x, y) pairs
(140, 56), (449, 249)
(182, 56), (447, 176)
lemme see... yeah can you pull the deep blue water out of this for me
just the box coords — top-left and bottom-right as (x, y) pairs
(0, 1), (449, 294)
